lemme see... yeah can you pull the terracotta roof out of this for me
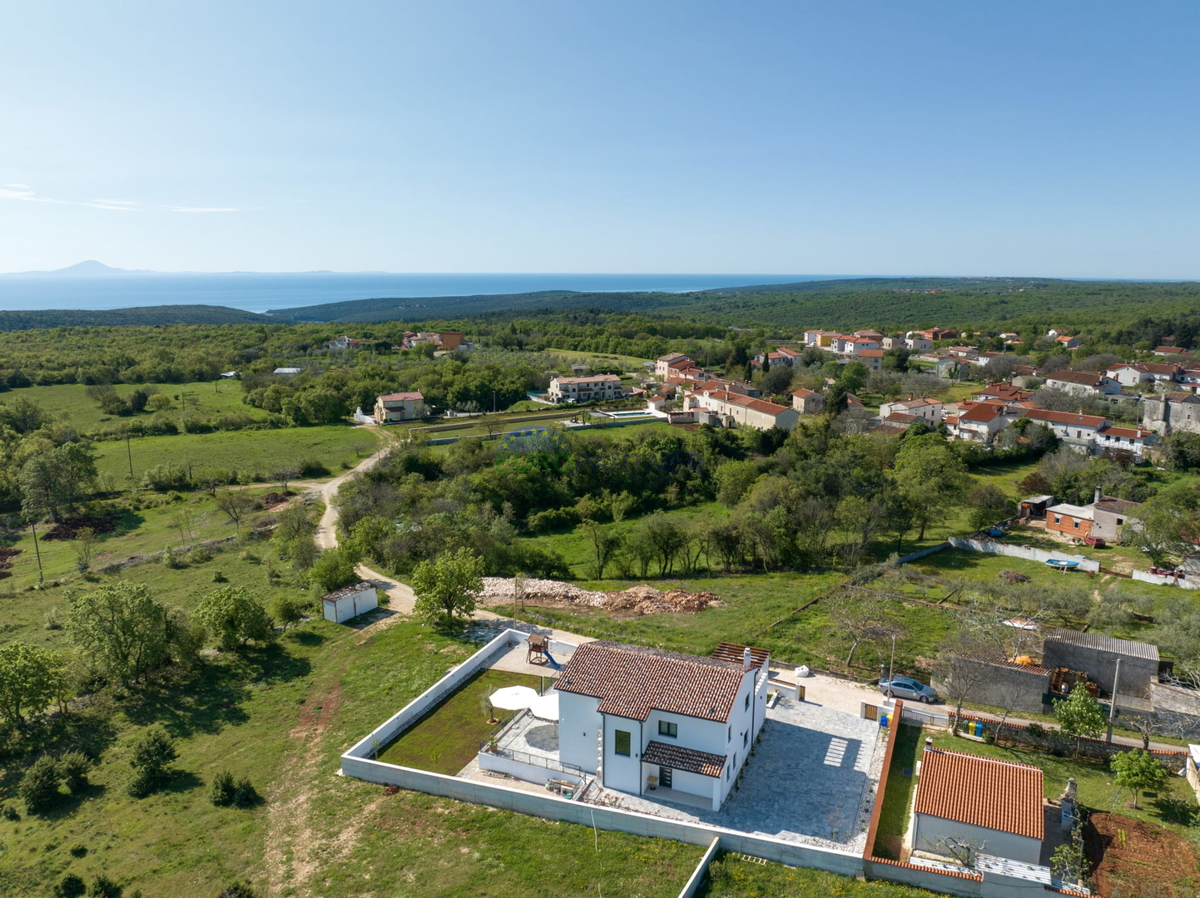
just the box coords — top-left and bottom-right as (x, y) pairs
(708, 390), (790, 416)
(1044, 629), (1158, 661)
(554, 641), (748, 722)
(658, 352), (689, 362)
(973, 384), (1033, 402)
(1162, 391), (1200, 403)
(1098, 426), (1151, 441)
(858, 349), (885, 358)
(957, 653), (1053, 676)
(959, 403), (1005, 423)
(709, 642), (770, 670)
(1155, 346), (1188, 354)
(1095, 496), (1142, 514)
(1111, 362), (1180, 376)
(914, 749), (1044, 840)
(884, 412), (920, 425)
(1045, 370), (1110, 387)
(378, 391), (424, 402)
(642, 741), (726, 777)
(1023, 408), (1107, 428)
(792, 388), (818, 398)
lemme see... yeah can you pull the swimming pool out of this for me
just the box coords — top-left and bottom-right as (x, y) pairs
(604, 410), (654, 419)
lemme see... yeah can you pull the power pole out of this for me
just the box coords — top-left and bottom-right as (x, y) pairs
(125, 434), (134, 479)
(30, 520), (44, 585)
(1106, 658), (1122, 743)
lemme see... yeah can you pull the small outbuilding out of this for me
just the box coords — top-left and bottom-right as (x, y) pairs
(322, 581), (379, 624)
(1041, 629), (1160, 699)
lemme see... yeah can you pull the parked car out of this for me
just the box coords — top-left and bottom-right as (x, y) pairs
(1083, 535), (1106, 548)
(878, 676), (939, 703)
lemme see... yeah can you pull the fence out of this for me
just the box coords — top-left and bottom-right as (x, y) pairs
(677, 838), (721, 898)
(947, 537), (1100, 573)
(1132, 569), (1200, 590)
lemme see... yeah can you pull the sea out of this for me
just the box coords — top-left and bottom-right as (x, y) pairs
(0, 273), (850, 314)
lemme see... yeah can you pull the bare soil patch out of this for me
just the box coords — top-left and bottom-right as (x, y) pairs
(1086, 812), (1200, 897)
(479, 577), (722, 616)
(42, 513), (118, 540)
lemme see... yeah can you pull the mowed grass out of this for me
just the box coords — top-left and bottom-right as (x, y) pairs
(698, 850), (939, 898)
(872, 722), (924, 858)
(0, 565), (704, 898)
(93, 424), (380, 485)
(377, 668), (543, 773)
(3, 380), (265, 434)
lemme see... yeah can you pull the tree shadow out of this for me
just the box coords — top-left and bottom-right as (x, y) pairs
(289, 629), (327, 646)
(40, 781), (107, 820)
(110, 509), (146, 537)
(162, 770), (204, 795)
(120, 665), (251, 737)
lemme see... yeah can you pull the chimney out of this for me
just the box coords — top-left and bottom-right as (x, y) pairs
(1093, 486), (1102, 505)
(924, 737), (933, 752)
(908, 392), (914, 401)
(743, 647), (752, 670)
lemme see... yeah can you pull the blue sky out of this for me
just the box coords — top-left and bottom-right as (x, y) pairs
(1, 1), (1197, 277)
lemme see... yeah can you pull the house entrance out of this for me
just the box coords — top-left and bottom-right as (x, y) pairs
(659, 767), (673, 789)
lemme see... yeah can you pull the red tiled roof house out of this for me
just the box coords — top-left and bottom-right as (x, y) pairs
(374, 391), (426, 423)
(554, 641), (770, 810)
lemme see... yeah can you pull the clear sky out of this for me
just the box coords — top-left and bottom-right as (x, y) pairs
(2, 1), (1197, 277)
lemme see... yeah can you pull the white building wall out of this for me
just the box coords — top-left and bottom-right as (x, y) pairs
(912, 814), (1041, 866)
(602, 714), (644, 794)
(558, 692), (601, 773)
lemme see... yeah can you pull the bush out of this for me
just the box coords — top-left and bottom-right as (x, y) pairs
(127, 725), (177, 798)
(86, 876), (122, 898)
(55, 874), (86, 898)
(270, 594), (302, 629)
(141, 463), (193, 492)
(209, 769), (235, 807)
(526, 507), (578, 533)
(1025, 722), (1045, 737)
(218, 882), (256, 898)
(297, 457), (329, 478)
(2, 801), (20, 821)
(58, 750), (91, 792)
(233, 777), (259, 808)
(163, 545), (184, 569)
(189, 545), (214, 565)
(19, 755), (62, 813)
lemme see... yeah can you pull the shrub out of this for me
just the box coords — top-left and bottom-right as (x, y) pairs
(1025, 722), (1045, 737)
(19, 755), (62, 813)
(526, 507), (578, 533)
(141, 463), (193, 492)
(127, 725), (177, 797)
(2, 801), (20, 821)
(233, 777), (259, 808)
(218, 882), (256, 898)
(55, 874), (86, 898)
(210, 770), (236, 806)
(58, 750), (91, 792)
(163, 546), (184, 569)
(86, 876), (122, 898)
(297, 457), (329, 478)
(189, 546), (214, 565)
(69, 844), (88, 857)
(211, 570), (228, 583)
(270, 594), (302, 630)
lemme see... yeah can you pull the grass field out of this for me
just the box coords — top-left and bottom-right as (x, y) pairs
(3, 380), (265, 435)
(376, 668), (542, 773)
(544, 347), (652, 369)
(0, 575), (704, 898)
(871, 723), (924, 859)
(93, 424), (380, 486)
(697, 850), (939, 897)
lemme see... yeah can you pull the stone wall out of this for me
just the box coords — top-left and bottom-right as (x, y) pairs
(952, 657), (1052, 715)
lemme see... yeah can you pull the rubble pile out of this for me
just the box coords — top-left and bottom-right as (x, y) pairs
(479, 577), (720, 616)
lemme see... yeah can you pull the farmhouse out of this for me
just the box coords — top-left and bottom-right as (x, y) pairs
(879, 396), (943, 423)
(554, 641), (769, 810)
(373, 391), (425, 423)
(790, 388), (825, 415)
(911, 745), (1044, 865)
(1143, 391), (1200, 436)
(857, 348), (884, 371)
(1042, 369), (1122, 397)
(947, 402), (1011, 444)
(655, 353), (695, 378)
(547, 374), (624, 404)
(687, 389), (799, 431)
(1106, 362), (1181, 388)
(1020, 409), (1108, 451)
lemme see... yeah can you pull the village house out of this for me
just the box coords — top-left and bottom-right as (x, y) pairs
(655, 353), (695, 379)
(687, 389), (799, 431)
(1154, 346), (1191, 358)
(1054, 335), (1083, 350)
(803, 329), (840, 349)
(910, 745), (1044, 865)
(1175, 369), (1200, 393)
(1144, 391), (1200, 435)
(1106, 362), (1181, 388)
(905, 335), (933, 352)
(972, 383), (1034, 406)
(844, 336), (881, 357)
(857, 348), (884, 371)
(790, 388), (825, 415)
(880, 336), (904, 350)
(1045, 491), (1141, 544)
(1043, 369), (1122, 397)
(1094, 424), (1156, 460)
(554, 641), (769, 811)
(948, 401), (1011, 444)
(548, 374), (624, 404)
(879, 396), (943, 423)
(328, 335), (367, 351)
(1021, 409), (1108, 451)
(912, 327), (957, 342)
(373, 391), (426, 423)
(946, 346), (979, 360)
(753, 347), (802, 368)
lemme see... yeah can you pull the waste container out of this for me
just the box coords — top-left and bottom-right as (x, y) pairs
(880, 714), (889, 728)
(975, 721), (984, 738)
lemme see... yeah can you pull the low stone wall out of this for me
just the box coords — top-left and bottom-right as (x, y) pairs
(948, 538), (1100, 573)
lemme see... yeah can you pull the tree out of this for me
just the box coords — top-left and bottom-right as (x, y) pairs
(1054, 683), (1106, 756)
(966, 484), (1014, 532)
(66, 582), (171, 686)
(644, 511), (687, 575)
(19, 755), (61, 814)
(826, 589), (899, 669)
(308, 546), (360, 593)
(195, 586), (273, 650)
(214, 490), (254, 533)
(72, 527), (98, 573)
(937, 646), (997, 734)
(1128, 481), (1200, 567)
(19, 442), (98, 523)
(578, 519), (622, 580)
(58, 750), (91, 792)
(128, 724), (177, 797)
(891, 433), (970, 540)
(0, 642), (64, 725)
(1110, 748), (1168, 809)
(270, 594), (303, 630)
(412, 548), (484, 627)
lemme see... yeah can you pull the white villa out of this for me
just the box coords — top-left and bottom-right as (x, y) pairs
(373, 391), (426, 423)
(554, 641), (770, 810)
(547, 374), (624, 404)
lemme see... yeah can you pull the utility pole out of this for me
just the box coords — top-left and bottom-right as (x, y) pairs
(30, 520), (44, 585)
(1106, 658), (1122, 743)
(125, 434), (134, 479)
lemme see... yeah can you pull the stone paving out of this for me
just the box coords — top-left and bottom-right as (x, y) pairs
(587, 696), (884, 851)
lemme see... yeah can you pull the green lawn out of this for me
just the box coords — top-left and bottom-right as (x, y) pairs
(376, 668), (543, 773)
(4, 380), (266, 435)
(0, 570), (704, 898)
(871, 723), (924, 859)
(697, 851), (939, 898)
(0, 489), (290, 612)
(545, 347), (652, 369)
(93, 424), (380, 486)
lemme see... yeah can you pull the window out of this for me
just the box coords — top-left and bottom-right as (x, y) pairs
(1117, 518), (1124, 525)
(614, 730), (631, 757)
(658, 720), (678, 738)
(1073, 520), (1080, 529)
(745, 694), (750, 711)
(743, 730), (749, 748)
(1054, 515), (1061, 525)
(728, 726), (732, 742)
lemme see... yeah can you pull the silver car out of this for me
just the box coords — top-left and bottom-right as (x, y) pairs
(878, 676), (938, 703)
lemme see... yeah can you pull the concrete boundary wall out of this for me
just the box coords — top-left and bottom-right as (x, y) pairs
(948, 538), (1100, 573)
(677, 837), (721, 898)
(1132, 569), (1200, 590)
(896, 542), (951, 565)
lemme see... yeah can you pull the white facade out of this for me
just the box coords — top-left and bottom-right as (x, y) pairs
(548, 375), (624, 404)
(322, 583), (378, 624)
(911, 814), (1042, 866)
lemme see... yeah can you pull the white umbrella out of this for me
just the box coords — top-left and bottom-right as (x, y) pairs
(529, 692), (560, 721)
(488, 685), (539, 711)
